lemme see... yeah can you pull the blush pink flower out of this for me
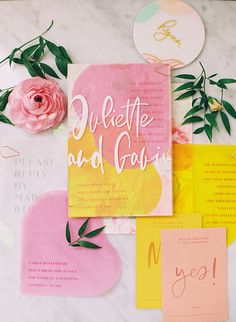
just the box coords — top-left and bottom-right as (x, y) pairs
(8, 76), (67, 134)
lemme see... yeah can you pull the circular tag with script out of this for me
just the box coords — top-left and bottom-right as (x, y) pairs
(133, 0), (205, 69)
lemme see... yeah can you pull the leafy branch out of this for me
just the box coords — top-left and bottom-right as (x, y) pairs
(174, 62), (236, 142)
(0, 20), (72, 126)
(66, 219), (106, 249)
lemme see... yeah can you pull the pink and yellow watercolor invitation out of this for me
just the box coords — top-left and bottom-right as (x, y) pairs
(161, 228), (228, 322)
(68, 64), (172, 217)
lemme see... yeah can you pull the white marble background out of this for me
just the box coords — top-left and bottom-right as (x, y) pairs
(0, 0), (236, 321)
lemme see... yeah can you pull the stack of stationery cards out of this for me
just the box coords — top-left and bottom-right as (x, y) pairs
(66, 63), (231, 320)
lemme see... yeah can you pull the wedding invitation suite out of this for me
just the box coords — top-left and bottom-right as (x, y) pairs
(161, 228), (228, 322)
(68, 64), (172, 217)
(136, 214), (202, 309)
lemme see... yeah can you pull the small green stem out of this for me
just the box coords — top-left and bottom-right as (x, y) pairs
(199, 61), (207, 79)
(69, 236), (82, 246)
(0, 20), (53, 65)
(220, 88), (224, 104)
(199, 62), (208, 127)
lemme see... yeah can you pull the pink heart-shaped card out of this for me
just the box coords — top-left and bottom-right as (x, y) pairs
(21, 191), (121, 296)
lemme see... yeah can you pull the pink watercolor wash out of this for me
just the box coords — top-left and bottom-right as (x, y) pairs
(71, 64), (171, 168)
(21, 191), (121, 296)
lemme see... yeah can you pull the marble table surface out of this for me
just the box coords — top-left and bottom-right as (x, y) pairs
(0, 0), (236, 321)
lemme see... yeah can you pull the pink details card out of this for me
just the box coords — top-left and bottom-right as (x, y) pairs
(161, 228), (228, 322)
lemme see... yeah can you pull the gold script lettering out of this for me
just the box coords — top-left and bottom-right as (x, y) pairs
(153, 20), (182, 47)
(148, 242), (161, 268)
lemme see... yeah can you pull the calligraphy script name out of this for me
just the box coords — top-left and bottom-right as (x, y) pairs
(153, 20), (182, 47)
(68, 95), (169, 174)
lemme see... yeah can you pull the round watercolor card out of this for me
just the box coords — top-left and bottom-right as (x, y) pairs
(133, 0), (205, 69)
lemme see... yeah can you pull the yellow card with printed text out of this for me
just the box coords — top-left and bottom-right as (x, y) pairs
(193, 144), (236, 245)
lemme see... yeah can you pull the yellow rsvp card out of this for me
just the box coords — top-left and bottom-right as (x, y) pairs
(136, 213), (202, 309)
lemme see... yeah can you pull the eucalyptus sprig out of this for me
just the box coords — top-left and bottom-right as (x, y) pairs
(174, 62), (236, 142)
(0, 20), (72, 125)
(66, 219), (106, 249)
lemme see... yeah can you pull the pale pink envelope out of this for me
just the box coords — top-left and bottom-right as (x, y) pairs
(21, 191), (121, 296)
(161, 228), (228, 322)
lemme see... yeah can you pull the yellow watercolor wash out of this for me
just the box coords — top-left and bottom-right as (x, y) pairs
(68, 129), (162, 217)
(136, 213), (202, 309)
(173, 144), (194, 214)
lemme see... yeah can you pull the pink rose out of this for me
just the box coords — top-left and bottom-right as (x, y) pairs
(8, 76), (67, 134)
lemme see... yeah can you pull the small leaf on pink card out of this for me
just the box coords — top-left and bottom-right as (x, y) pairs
(21, 191), (121, 296)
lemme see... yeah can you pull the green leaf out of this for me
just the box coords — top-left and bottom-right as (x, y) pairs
(223, 100), (236, 119)
(9, 48), (19, 66)
(208, 73), (218, 79)
(40, 62), (60, 79)
(209, 80), (218, 86)
(0, 114), (14, 125)
(66, 221), (71, 243)
(46, 40), (64, 58)
(193, 127), (204, 134)
(78, 218), (89, 237)
(204, 124), (212, 142)
(220, 111), (231, 135)
(174, 82), (195, 92)
(209, 79), (227, 89)
(0, 90), (12, 112)
(192, 98), (200, 107)
(194, 76), (204, 88)
(218, 78), (236, 85)
(70, 243), (82, 247)
(33, 45), (45, 61)
(75, 240), (102, 249)
(22, 44), (40, 57)
(39, 36), (44, 47)
(58, 46), (72, 63)
(175, 74), (196, 80)
(22, 53), (37, 77)
(55, 56), (68, 77)
(182, 116), (203, 125)
(175, 90), (196, 101)
(184, 106), (203, 118)
(12, 58), (23, 65)
(205, 113), (218, 130)
(200, 91), (208, 108)
(32, 63), (45, 78)
(85, 226), (106, 238)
